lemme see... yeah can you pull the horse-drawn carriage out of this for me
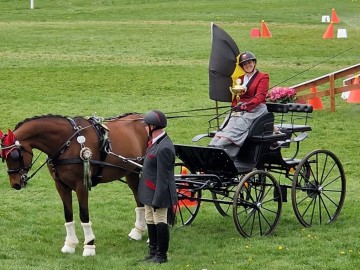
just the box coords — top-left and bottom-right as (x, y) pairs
(173, 102), (346, 237)
(0, 102), (346, 256)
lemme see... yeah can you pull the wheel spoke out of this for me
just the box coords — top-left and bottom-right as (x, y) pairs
(321, 175), (342, 189)
(299, 195), (316, 220)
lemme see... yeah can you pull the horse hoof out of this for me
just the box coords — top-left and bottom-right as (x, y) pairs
(128, 228), (144, 241)
(83, 245), (96, 256)
(61, 245), (76, 254)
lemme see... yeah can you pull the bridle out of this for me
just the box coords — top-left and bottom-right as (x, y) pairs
(1, 141), (34, 185)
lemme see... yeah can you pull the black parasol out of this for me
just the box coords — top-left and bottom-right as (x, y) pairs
(209, 23), (244, 102)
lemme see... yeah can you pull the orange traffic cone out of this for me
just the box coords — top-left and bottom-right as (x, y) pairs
(261, 20), (272, 38)
(347, 76), (360, 103)
(307, 87), (324, 110)
(177, 167), (197, 208)
(250, 28), (261, 38)
(331, 8), (340, 23)
(323, 21), (334, 39)
(181, 166), (189, 175)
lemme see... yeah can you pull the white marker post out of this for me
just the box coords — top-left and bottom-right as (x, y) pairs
(321, 15), (330, 23)
(337, 29), (348, 38)
(30, 0), (34, 9)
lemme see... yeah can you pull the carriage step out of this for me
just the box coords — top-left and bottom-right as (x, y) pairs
(192, 133), (210, 142)
(270, 132), (308, 150)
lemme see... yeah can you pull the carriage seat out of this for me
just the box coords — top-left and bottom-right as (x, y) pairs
(247, 112), (287, 142)
(267, 102), (313, 133)
(235, 112), (287, 173)
(205, 112), (288, 142)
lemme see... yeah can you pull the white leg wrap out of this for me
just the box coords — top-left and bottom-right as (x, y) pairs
(128, 207), (146, 241)
(83, 244), (96, 256)
(81, 221), (96, 256)
(61, 221), (79, 254)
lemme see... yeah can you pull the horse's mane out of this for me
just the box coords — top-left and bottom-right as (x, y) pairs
(104, 112), (142, 121)
(15, 114), (69, 130)
(14, 113), (142, 130)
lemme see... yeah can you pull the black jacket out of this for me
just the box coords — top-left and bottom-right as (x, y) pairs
(138, 133), (178, 208)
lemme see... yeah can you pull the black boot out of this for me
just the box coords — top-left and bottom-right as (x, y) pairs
(144, 224), (157, 261)
(152, 222), (169, 264)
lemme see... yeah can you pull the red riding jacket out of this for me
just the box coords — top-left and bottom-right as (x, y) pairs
(231, 71), (269, 112)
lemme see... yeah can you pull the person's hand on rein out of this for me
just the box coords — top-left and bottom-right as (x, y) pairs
(232, 102), (248, 112)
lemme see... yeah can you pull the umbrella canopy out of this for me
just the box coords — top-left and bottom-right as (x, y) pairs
(209, 23), (245, 102)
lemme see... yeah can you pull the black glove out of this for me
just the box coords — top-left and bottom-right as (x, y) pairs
(232, 102), (243, 112)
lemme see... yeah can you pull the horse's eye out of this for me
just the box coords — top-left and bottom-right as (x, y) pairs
(9, 150), (20, 161)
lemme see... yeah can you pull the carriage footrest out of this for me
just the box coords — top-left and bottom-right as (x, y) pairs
(283, 158), (301, 166)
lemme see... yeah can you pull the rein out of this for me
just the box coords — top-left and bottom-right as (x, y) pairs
(24, 152), (49, 182)
(165, 106), (229, 120)
(269, 46), (355, 89)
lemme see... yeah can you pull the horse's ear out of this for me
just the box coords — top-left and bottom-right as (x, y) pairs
(4, 129), (16, 146)
(7, 129), (15, 142)
(0, 130), (4, 158)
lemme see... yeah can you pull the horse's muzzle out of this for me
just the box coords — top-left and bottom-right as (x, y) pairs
(10, 175), (27, 190)
(12, 183), (22, 190)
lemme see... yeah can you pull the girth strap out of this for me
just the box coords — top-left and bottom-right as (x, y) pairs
(86, 117), (111, 186)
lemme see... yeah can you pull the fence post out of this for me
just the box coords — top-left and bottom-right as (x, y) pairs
(330, 74), (335, 112)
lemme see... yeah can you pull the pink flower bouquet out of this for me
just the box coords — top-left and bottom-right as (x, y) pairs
(267, 87), (297, 104)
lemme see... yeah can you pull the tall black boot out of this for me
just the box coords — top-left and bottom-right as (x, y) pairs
(144, 224), (157, 261)
(153, 222), (169, 264)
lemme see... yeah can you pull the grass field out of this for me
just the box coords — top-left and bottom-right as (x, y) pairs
(1, 0), (360, 269)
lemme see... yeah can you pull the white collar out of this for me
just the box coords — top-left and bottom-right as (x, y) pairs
(152, 131), (165, 143)
(243, 70), (257, 86)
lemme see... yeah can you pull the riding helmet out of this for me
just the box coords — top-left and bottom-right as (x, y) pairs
(239, 51), (257, 67)
(143, 110), (167, 128)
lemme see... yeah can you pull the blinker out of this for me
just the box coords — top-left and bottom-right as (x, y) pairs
(9, 150), (20, 161)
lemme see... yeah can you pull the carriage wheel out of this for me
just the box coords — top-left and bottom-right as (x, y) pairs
(292, 149), (346, 227)
(174, 182), (201, 227)
(233, 170), (282, 237)
(211, 184), (238, 217)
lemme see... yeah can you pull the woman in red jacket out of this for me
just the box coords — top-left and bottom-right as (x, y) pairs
(209, 51), (269, 160)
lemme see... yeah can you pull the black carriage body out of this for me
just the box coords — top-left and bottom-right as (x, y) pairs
(173, 103), (346, 237)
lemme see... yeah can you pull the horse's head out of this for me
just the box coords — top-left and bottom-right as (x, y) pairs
(0, 129), (34, 190)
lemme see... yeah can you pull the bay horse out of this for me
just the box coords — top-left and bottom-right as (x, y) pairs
(0, 113), (149, 256)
